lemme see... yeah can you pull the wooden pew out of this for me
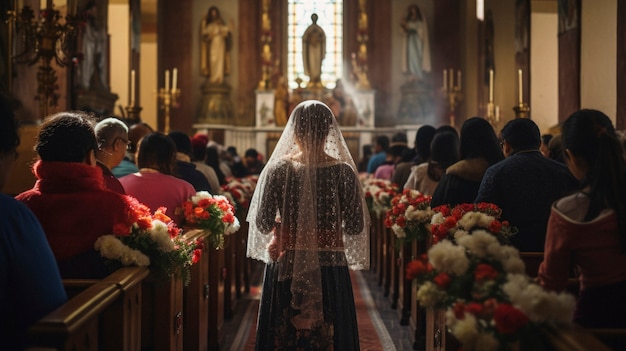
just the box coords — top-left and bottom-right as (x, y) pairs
(543, 325), (614, 351)
(223, 234), (237, 320)
(28, 267), (148, 351)
(181, 229), (210, 351)
(397, 243), (412, 326)
(207, 244), (225, 350)
(141, 273), (184, 351)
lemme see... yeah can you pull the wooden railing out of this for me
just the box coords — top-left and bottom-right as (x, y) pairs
(28, 267), (149, 351)
(26, 218), (251, 351)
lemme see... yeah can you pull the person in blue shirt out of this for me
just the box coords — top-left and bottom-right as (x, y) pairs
(366, 135), (390, 174)
(0, 93), (67, 350)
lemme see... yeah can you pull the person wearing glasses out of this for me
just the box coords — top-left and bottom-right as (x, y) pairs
(94, 117), (129, 194)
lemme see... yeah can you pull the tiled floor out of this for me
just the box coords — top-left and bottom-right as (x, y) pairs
(222, 262), (419, 351)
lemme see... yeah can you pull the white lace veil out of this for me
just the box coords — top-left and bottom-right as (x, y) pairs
(247, 100), (370, 329)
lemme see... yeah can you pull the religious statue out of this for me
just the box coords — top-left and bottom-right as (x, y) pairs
(400, 4), (431, 82)
(274, 76), (289, 126)
(200, 6), (232, 85)
(78, 1), (109, 90)
(302, 13), (326, 89)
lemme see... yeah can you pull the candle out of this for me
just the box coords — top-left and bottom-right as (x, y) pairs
(165, 69), (170, 92)
(489, 69), (494, 102)
(518, 69), (523, 104)
(130, 70), (135, 106)
(457, 70), (462, 90)
(448, 68), (453, 91)
(443, 70), (447, 90)
(172, 68), (177, 92)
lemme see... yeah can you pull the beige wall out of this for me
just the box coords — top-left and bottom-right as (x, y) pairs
(531, 0), (558, 133)
(108, 3), (130, 114)
(581, 0), (617, 122)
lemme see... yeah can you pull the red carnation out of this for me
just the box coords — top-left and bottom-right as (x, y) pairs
(434, 272), (451, 289)
(474, 263), (499, 282)
(136, 217), (153, 230)
(494, 303), (529, 334)
(405, 260), (429, 280)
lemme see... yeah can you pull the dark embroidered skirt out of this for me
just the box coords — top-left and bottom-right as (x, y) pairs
(254, 252), (360, 351)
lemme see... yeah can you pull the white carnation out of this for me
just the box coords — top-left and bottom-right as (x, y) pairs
(392, 224), (406, 238)
(429, 240), (469, 275)
(150, 220), (176, 252)
(191, 191), (212, 204)
(431, 212), (445, 225)
(450, 313), (478, 348)
(457, 230), (498, 258)
(416, 281), (446, 307)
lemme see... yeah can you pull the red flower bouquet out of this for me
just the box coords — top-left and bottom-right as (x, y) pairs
(95, 201), (202, 286)
(405, 203), (575, 351)
(182, 191), (241, 250)
(384, 189), (433, 247)
(361, 176), (399, 216)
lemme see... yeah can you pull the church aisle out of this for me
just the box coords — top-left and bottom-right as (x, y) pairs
(221, 261), (415, 351)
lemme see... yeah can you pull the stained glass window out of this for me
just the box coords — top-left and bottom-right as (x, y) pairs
(287, 0), (343, 89)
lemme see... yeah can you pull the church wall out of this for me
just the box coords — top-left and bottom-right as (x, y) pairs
(580, 0), (617, 122)
(487, 0), (518, 129)
(531, 1), (558, 133)
(108, 2), (130, 117)
(461, 0), (478, 126)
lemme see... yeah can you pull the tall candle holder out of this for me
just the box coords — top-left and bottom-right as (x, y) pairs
(158, 87), (180, 134)
(513, 103), (531, 119)
(513, 68), (530, 118)
(485, 69), (500, 127)
(441, 69), (463, 128)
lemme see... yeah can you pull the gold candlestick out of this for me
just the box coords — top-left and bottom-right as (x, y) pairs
(513, 103), (531, 119)
(441, 70), (463, 128)
(158, 88), (180, 134)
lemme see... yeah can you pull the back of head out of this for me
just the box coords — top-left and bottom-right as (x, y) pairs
(168, 131), (192, 156)
(136, 132), (176, 175)
(127, 122), (153, 153)
(94, 117), (128, 149)
(190, 135), (208, 161)
(376, 135), (390, 151)
(430, 126), (460, 169)
(460, 117), (504, 165)
(391, 132), (408, 144)
(548, 134), (564, 163)
(244, 148), (259, 159)
(562, 109), (626, 241)
(500, 118), (541, 153)
(36, 111), (97, 162)
(292, 100), (333, 146)
(414, 125), (436, 159)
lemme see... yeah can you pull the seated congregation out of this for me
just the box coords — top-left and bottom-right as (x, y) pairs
(2, 87), (626, 351)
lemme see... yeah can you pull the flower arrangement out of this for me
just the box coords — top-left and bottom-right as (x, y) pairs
(361, 176), (399, 217)
(95, 204), (202, 286)
(182, 191), (241, 250)
(430, 203), (517, 245)
(221, 175), (258, 213)
(405, 203), (575, 351)
(384, 189), (433, 247)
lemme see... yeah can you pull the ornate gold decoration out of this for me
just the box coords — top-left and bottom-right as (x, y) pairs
(258, 0), (273, 90)
(353, 0), (371, 90)
(8, 0), (81, 117)
(441, 69), (463, 128)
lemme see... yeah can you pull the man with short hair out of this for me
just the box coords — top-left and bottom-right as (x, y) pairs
(94, 117), (128, 194)
(168, 131), (212, 193)
(475, 118), (578, 252)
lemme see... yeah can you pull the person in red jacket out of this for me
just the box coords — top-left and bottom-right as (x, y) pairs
(16, 111), (142, 279)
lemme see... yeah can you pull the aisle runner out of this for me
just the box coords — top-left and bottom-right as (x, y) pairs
(238, 271), (394, 350)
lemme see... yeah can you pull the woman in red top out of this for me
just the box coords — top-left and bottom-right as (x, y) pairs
(539, 109), (626, 335)
(16, 112), (141, 279)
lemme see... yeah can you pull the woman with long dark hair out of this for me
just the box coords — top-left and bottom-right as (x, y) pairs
(431, 117), (504, 207)
(539, 109), (626, 337)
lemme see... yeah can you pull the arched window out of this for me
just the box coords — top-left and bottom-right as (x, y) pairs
(287, 0), (343, 89)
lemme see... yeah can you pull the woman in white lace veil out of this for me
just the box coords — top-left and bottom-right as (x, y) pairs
(247, 100), (369, 350)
